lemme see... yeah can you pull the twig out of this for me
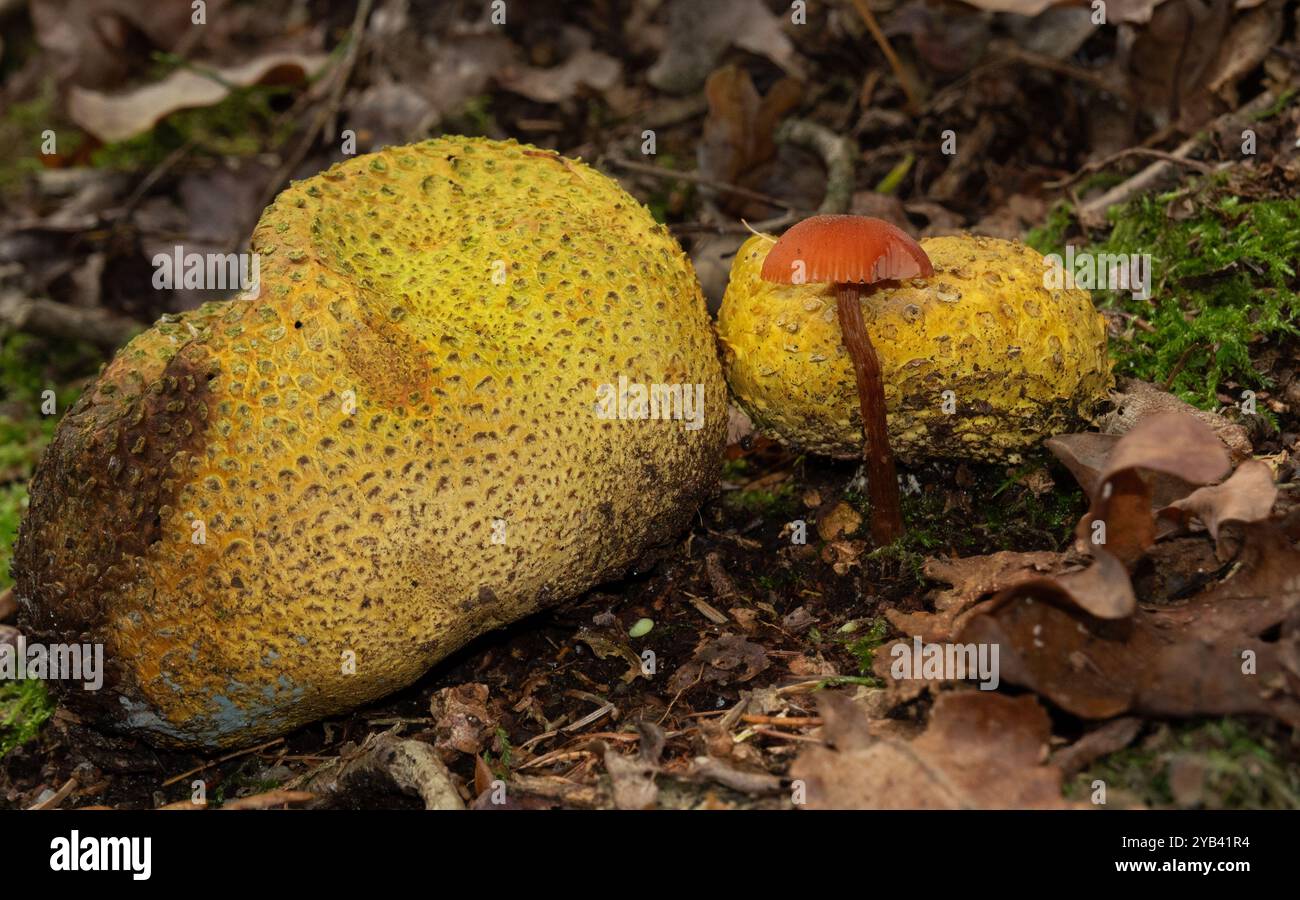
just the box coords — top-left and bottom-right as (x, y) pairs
(0, 292), (140, 351)
(1045, 147), (1215, 190)
(220, 789), (315, 810)
(27, 775), (81, 810)
(116, 137), (199, 220)
(749, 727), (823, 743)
(254, 0), (374, 214)
(0, 586), (14, 622)
(849, 0), (920, 114)
(740, 715), (823, 728)
(775, 119), (857, 215)
(1162, 342), (1204, 390)
(604, 157), (807, 212)
(1077, 90), (1276, 226)
(998, 45), (1132, 106)
(160, 737), (285, 788)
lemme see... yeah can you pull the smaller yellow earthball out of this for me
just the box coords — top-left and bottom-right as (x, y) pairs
(717, 233), (1114, 463)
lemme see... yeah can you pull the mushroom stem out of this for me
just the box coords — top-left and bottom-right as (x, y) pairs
(834, 283), (904, 543)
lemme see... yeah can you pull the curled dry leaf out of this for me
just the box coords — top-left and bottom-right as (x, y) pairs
(429, 682), (497, 758)
(1157, 459), (1278, 553)
(1077, 410), (1230, 570)
(497, 29), (621, 104)
(816, 500), (862, 541)
(954, 0), (1171, 21)
(961, 522), (1300, 725)
(69, 52), (328, 143)
(647, 0), (804, 94)
(667, 634), (770, 693)
(603, 747), (659, 810)
(697, 65), (802, 215)
(1049, 717), (1144, 777)
(790, 691), (1077, 809)
(602, 721), (666, 810)
(884, 549), (1069, 643)
(1100, 378), (1253, 464)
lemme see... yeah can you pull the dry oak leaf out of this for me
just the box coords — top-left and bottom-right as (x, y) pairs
(884, 550), (1070, 645)
(1075, 410), (1230, 572)
(647, 0), (804, 94)
(496, 29), (621, 103)
(429, 682), (497, 758)
(790, 690), (1078, 809)
(962, 523), (1300, 725)
(1099, 378), (1253, 464)
(667, 634), (770, 694)
(1157, 459), (1278, 554)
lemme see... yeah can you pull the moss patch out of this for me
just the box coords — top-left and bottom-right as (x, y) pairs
(1072, 718), (1300, 809)
(1030, 184), (1300, 410)
(0, 680), (54, 759)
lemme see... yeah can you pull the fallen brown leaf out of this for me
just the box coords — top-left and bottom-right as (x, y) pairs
(1100, 378), (1253, 464)
(429, 683), (497, 758)
(1050, 717), (1144, 777)
(790, 691), (1077, 809)
(816, 500), (862, 542)
(1077, 410), (1230, 571)
(1158, 459), (1278, 554)
(668, 634), (770, 693)
(962, 524), (1300, 725)
(497, 28), (620, 104)
(69, 52), (328, 143)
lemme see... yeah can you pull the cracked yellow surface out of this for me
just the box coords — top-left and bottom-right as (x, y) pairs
(16, 137), (725, 748)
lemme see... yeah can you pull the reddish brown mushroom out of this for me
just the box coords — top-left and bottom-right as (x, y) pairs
(760, 215), (934, 543)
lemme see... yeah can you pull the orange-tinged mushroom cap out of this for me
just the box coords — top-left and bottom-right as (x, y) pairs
(759, 215), (934, 285)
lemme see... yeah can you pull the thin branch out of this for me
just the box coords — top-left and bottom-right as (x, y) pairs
(0, 292), (141, 351)
(1045, 147), (1216, 190)
(775, 118), (857, 214)
(254, 0), (374, 215)
(849, 0), (920, 115)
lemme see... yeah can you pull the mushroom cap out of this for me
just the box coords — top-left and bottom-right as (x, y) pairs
(760, 215), (934, 285)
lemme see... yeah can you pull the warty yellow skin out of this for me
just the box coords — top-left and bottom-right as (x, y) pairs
(15, 137), (726, 749)
(717, 234), (1113, 463)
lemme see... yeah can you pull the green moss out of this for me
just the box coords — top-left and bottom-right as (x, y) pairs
(843, 617), (889, 675)
(849, 459), (1084, 559)
(1252, 89), (1296, 121)
(720, 458), (750, 480)
(1033, 186), (1300, 410)
(724, 481), (796, 516)
(0, 483), (26, 590)
(1025, 201), (1074, 256)
(1073, 718), (1300, 809)
(0, 79), (88, 195)
(92, 83), (296, 171)
(0, 333), (91, 485)
(443, 95), (496, 139)
(0, 680), (54, 759)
